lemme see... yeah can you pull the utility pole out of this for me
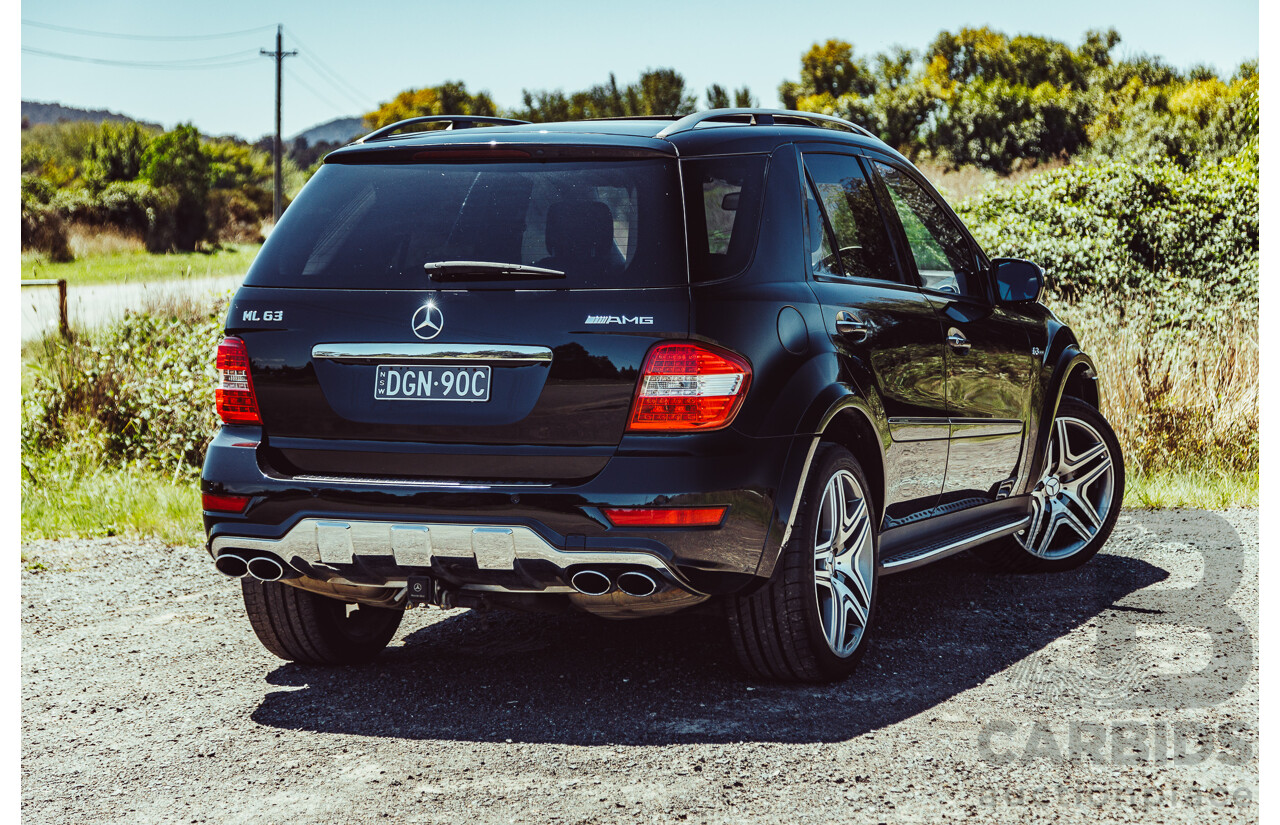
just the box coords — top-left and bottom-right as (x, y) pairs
(261, 25), (297, 224)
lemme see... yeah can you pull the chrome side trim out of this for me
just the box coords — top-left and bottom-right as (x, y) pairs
(311, 343), (553, 364)
(949, 419), (1023, 438)
(888, 417), (950, 443)
(210, 518), (702, 594)
(880, 516), (1030, 574)
(888, 417), (1022, 442)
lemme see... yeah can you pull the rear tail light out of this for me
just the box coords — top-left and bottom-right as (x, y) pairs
(216, 337), (261, 425)
(627, 342), (751, 432)
(202, 492), (250, 513)
(602, 507), (728, 527)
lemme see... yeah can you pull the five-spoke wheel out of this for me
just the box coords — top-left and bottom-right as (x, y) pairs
(1019, 414), (1116, 559)
(727, 444), (879, 681)
(974, 396), (1124, 572)
(813, 469), (875, 657)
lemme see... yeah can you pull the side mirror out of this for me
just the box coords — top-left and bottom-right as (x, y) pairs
(992, 258), (1045, 304)
(720, 191), (740, 211)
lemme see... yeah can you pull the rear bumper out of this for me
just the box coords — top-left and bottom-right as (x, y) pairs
(201, 426), (800, 596)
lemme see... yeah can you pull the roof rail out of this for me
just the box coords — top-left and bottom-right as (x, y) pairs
(581, 115), (684, 122)
(357, 115), (531, 143)
(654, 108), (876, 140)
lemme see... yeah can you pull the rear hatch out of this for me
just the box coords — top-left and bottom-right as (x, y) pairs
(231, 144), (689, 482)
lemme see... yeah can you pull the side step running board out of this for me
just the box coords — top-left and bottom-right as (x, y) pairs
(880, 516), (1030, 574)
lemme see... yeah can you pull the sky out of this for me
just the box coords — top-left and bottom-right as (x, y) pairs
(18, 0), (1260, 142)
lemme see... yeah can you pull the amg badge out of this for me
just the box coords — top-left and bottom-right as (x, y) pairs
(585, 315), (654, 325)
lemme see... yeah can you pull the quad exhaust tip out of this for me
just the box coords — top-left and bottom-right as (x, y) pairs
(215, 552), (288, 582)
(214, 553), (248, 578)
(569, 569), (612, 597)
(569, 569), (663, 598)
(246, 556), (286, 582)
(616, 571), (658, 598)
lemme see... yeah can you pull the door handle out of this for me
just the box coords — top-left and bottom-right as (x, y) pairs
(946, 328), (971, 353)
(835, 311), (869, 342)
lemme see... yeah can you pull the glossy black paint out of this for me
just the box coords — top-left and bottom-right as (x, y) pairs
(203, 115), (1108, 605)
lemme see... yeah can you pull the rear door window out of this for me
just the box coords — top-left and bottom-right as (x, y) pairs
(245, 159), (686, 290)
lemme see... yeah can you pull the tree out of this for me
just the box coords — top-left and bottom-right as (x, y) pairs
(513, 69), (696, 121)
(141, 124), (211, 251)
(800, 39), (876, 98)
(363, 81), (499, 130)
(634, 68), (698, 115)
(706, 84), (731, 109)
(84, 121), (153, 190)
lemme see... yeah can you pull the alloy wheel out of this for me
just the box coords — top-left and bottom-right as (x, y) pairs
(813, 469), (875, 657)
(1018, 416), (1116, 559)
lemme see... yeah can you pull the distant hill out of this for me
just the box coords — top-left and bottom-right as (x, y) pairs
(289, 116), (364, 147)
(22, 100), (162, 131)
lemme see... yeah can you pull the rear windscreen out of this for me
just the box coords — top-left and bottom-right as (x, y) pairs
(245, 159), (686, 289)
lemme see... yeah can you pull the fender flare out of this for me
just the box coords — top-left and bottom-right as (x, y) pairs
(755, 386), (888, 580)
(1024, 346), (1099, 488)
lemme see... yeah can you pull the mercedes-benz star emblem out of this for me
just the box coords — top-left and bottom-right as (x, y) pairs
(412, 303), (443, 340)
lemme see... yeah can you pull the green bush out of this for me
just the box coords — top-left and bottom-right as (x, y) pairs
(22, 295), (227, 478)
(20, 196), (73, 262)
(956, 151), (1258, 324)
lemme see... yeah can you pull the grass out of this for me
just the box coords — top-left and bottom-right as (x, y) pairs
(1124, 469), (1258, 509)
(21, 241), (260, 286)
(1056, 301), (1258, 481)
(21, 448), (205, 547)
(915, 157), (1068, 204)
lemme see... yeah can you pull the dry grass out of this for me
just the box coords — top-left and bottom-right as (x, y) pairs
(917, 157), (1069, 205)
(1056, 301), (1258, 505)
(65, 223), (145, 256)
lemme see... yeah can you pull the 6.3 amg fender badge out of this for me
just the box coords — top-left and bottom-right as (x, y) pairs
(412, 303), (444, 340)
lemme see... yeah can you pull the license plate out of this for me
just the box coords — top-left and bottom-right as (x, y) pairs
(374, 365), (491, 402)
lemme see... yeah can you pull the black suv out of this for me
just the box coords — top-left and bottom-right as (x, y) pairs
(203, 109), (1123, 682)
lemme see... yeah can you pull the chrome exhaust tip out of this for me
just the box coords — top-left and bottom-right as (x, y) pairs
(569, 569), (612, 597)
(616, 571), (658, 598)
(246, 555), (286, 582)
(214, 553), (248, 578)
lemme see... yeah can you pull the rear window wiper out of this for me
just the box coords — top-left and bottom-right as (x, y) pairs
(423, 261), (566, 281)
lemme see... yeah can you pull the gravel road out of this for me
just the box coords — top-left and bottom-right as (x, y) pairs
(21, 508), (1257, 824)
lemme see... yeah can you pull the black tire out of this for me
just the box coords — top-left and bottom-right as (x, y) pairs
(241, 579), (404, 665)
(726, 443), (879, 682)
(973, 396), (1125, 573)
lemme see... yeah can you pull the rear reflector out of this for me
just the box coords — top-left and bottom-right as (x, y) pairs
(202, 492), (250, 513)
(216, 337), (261, 425)
(602, 507), (727, 527)
(627, 342), (751, 432)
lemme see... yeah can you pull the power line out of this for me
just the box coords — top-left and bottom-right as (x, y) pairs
(22, 19), (274, 41)
(283, 26), (372, 107)
(294, 55), (368, 111)
(22, 47), (262, 69)
(285, 66), (348, 118)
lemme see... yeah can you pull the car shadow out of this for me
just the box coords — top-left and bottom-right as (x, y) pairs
(250, 551), (1166, 744)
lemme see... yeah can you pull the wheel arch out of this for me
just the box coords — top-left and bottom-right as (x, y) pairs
(756, 389), (889, 580)
(1027, 347), (1100, 487)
